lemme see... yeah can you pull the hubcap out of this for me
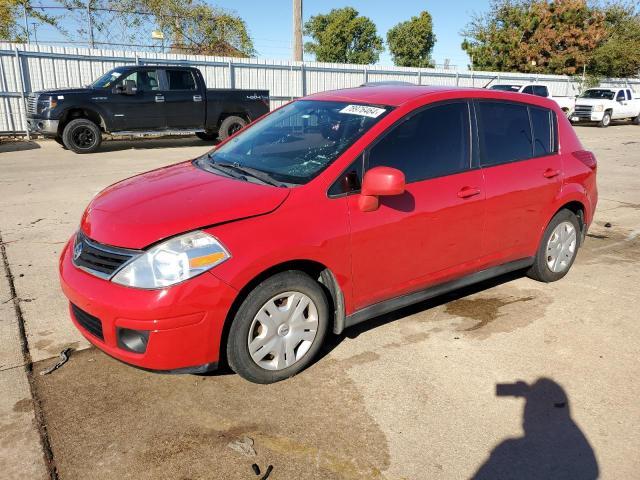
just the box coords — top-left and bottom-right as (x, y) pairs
(229, 122), (243, 135)
(546, 221), (577, 273)
(71, 126), (96, 148)
(248, 291), (318, 371)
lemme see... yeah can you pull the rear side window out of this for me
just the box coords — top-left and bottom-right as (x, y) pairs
(367, 102), (470, 183)
(477, 101), (532, 166)
(166, 69), (197, 90)
(530, 107), (552, 156)
(626, 90), (632, 100)
(522, 85), (534, 94)
(533, 85), (549, 97)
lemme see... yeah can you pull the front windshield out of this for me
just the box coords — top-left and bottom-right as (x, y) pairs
(490, 85), (521, 92)
(198, 100), (390, 185)
(91, 68), (127, 89)
(579, 89), (615, 100)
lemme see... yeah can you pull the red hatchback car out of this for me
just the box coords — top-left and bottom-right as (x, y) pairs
(60, 85), (597, 383)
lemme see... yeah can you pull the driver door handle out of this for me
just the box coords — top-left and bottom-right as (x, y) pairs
(155, 94), (164, 103)
(193, 95), (202, 102)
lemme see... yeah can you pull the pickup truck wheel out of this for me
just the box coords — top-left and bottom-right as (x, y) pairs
(62, 118), (102, 153)
(598, 112), (611, 128)
(218, 116), (247, 141)
(633, 115), (640, 125)
(196, 131), (217, 141)
(226, 271), (329, 384)
(527, 209), (580, 283)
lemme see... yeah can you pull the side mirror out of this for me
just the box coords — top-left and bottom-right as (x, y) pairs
(124, 80), (137, 95)
(358, 166), (405, 212)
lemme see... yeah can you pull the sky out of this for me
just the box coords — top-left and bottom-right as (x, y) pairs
(212, 0), (491, 68)
(29, 1), (492, 69)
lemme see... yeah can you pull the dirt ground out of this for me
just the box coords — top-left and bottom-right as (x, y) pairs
(1, 126), (639, 480)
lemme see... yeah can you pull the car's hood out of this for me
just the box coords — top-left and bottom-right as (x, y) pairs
(575, 98), (613, 106)
(35, 87), (95, 97)
(81, 161), (290, 249)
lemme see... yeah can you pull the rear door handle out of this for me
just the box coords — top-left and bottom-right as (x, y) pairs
(155, 94), (164, 103)
(457, 186), (481, 199)
(543, 168), (560, 179)
(193, 95), (202, 102)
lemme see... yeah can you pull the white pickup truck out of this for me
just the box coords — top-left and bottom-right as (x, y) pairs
(570, 88), (640, 127)
(489, 84), (575, 115)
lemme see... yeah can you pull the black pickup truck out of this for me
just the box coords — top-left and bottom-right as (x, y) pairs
(26, 66), (270, 153)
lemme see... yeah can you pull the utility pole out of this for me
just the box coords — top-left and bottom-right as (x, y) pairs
(87, 0), (95, 48)
(23, 2), (30, 43)
(292, 0), (303, 61)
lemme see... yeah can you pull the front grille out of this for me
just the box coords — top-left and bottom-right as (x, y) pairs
(573, 105), (593, 118)
(71, 303), (104, 340)
(72, 231), (140, 279)
(26, 94), (38, 116)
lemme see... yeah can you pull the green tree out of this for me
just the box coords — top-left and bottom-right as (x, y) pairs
(387, 11), (436, 68)
(461, 0), (607, 75)
(304, 7), (383, 64)
(61, 0), (254, 56)
(589, 3), (640, 78)
(1, 1), (60, 42)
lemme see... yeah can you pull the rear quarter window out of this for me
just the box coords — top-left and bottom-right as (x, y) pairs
(530, 107), (553, 157)
(476, 101), (533, 166)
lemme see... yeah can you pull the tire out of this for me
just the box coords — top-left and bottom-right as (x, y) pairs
(633, 115), (640, 125)
(218, 116), (247, 141)
(226, 271), (329, 384)
(527, 209), (581, 283)
(598, 111), (611, 128)
(196, 131), (217, 141)
(61, 118), (102, 153)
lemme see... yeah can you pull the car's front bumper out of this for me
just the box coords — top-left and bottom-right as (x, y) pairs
(26, 117), (59, 136)
(58, 238), (238, 372)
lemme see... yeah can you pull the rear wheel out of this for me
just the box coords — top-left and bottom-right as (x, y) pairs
(633, 115), (640, 125)
(196, 130), (217, 141)
(218, 116), (247, 141)
(226, 271), (329, 384)
(527, 209), (581, 283)
(598, 111), (611, 128)
(62, 118), (102, 153)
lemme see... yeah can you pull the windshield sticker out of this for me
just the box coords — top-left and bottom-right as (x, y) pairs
(339, 104), (386, 118)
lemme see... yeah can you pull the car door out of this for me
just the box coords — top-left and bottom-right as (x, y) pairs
(345, 100), (486, 310)
(476, 100), (561, 263)
(160, 69), (205, 129)
(613, 90), (628, 118)
(107, 69), (164, 130)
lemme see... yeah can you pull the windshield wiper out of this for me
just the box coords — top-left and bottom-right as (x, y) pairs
(202, 157), (246, 181)
(213, 159), (285, 187)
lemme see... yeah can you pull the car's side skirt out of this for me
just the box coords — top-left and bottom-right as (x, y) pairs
(344, 257), (535, 329)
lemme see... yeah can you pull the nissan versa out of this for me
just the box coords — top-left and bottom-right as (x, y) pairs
(59, 85), (597, 383)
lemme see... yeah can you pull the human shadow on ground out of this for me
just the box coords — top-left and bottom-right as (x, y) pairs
(472, 378), (599, 480)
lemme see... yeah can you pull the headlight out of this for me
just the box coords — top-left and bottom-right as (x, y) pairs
(112, 231), (230, 289)
(593, 104), (604, 112)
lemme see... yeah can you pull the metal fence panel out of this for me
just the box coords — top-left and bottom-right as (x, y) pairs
(1, 41), (639, 135)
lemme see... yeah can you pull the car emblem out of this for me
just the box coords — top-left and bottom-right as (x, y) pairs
(73, 240), (83, 260)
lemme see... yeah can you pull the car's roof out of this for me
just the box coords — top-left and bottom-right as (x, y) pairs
(306, 84), (559, 110)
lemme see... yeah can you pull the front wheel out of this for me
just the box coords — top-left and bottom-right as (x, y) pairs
(598, 112), (611, 128)
(218, 116), (247, 141)
(633, 115), (640, 125)
(226, 271), (329, 384)
(62, 118), (102, 153)
(527, 209), (581, 283)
